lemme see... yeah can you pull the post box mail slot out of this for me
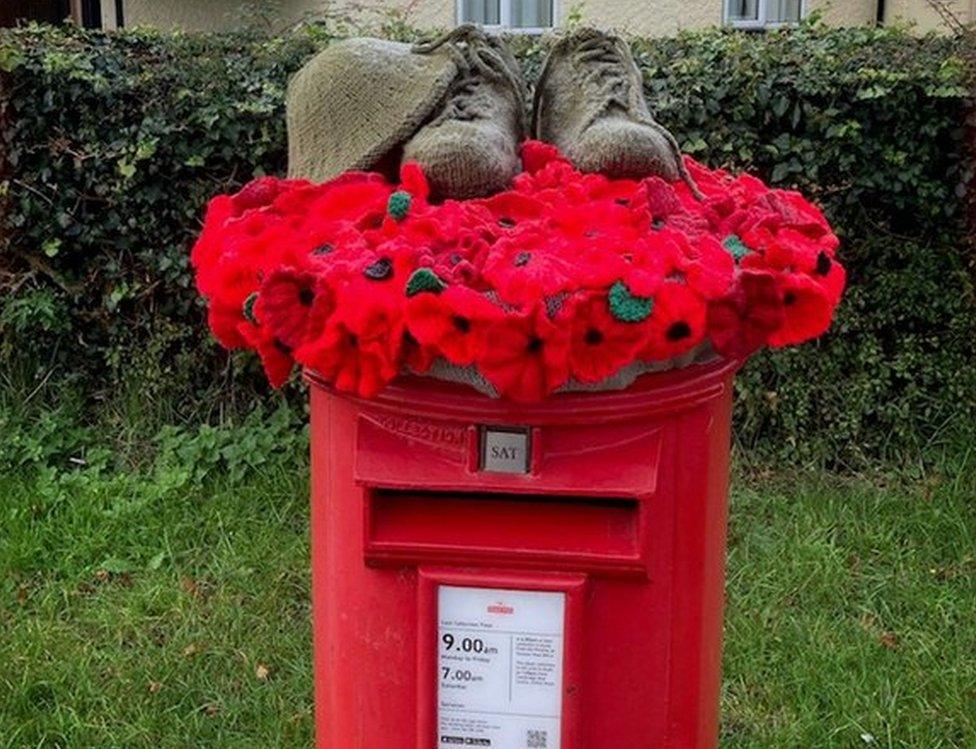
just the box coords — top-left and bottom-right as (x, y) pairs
(364, 489), (644, 576)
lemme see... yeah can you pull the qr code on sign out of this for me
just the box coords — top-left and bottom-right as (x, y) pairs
(526, 729), (547, 748)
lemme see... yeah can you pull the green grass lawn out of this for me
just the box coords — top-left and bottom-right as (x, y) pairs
(2, 441), (974, 748)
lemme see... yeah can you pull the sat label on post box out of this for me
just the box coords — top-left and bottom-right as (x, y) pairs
(481, 428), (530, 474)
(438, 586), (564, 749)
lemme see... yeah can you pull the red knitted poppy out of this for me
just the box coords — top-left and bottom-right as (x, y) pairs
(476, 305), (571, 401)
(406, 286), (505, 367)
(567, 293), (648, 384)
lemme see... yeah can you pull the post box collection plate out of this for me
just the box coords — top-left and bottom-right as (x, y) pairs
(481, 428), (531, 474)
(438, 586), (565, 748)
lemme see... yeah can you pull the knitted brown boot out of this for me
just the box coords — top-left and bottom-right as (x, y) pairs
(404, 25), (526, 200)
(533, 28), (697, 191)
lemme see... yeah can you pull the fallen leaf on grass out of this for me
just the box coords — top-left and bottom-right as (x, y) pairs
(878, 632), (899, 650)
(255, 663), (270, 681)
(182, 643), (200, 658)
(148, 681), (163, 694)
(94, 569), (133, 587)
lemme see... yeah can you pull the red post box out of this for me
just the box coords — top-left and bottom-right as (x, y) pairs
(307, 356), (737, 749)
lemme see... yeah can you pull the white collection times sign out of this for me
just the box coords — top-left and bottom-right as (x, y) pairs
(437, 586), (565, 749)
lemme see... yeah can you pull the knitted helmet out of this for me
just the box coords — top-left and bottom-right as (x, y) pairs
(287, 38), (459, 182)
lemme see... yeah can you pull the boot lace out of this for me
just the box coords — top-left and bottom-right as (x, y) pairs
(413, 25), (526, 131)
(572, 31), (634, 113)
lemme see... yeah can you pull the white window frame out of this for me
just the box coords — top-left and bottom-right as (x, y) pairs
(724, 0), (807, 29)
(456, 0), (558, 34)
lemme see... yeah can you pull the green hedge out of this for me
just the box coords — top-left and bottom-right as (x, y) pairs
(1, 21), (974, 464)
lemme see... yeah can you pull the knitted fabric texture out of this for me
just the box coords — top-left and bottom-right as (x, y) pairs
(608, 280), (654, 322)
(406, 268), (447, 297)
(417, 343), (716, 398)
(533, 28), (696, 192)
(190, 142), (846, 400)
(286, 37), (458, 182)
(403, 25), (527, 200)
(387, 190), (412, 221)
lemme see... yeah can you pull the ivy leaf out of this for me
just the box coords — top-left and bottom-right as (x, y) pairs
(117, 159), (136, 179)
(771, 162), (790, 183)
(0, 45), (24, 72)
(42, 238), (61, 258)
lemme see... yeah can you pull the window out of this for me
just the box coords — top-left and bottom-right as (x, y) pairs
(458, 0), (555, 31)
(725, 0), (804, 28)
(1, 0), (71, 27)
(78, 0), (102, 28)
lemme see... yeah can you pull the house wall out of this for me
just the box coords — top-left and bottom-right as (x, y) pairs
(100, 0), (120, 29)
(119, 0), (968, 35)
(121, 0), (335, 30)
(811, 0), (877, 26)
(886, 0), (972, 31)
(122, 0), (272, 31)
(571, 0), (722, 36)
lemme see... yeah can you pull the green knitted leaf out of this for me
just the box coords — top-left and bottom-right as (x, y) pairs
(608, 281), (653, 323)
(405, 268), (446, 297)
(722, 234), (751, 262)
(242, 291), (258, 323)
(387, 190), (412, 222)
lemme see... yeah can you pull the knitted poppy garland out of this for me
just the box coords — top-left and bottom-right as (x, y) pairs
(191, 141), (845, 401)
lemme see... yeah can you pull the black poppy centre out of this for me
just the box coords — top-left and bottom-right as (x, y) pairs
(585, 328), (604, 345)
(666, 321), (692, 342)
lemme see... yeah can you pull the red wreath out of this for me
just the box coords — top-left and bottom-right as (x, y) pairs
(191, 142), (846, 399)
